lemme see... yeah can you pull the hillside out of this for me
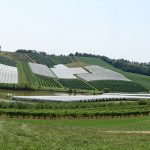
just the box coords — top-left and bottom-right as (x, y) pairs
(0, 50), (149, 92)
(76, 56), (150, 90)
(74, 52), (150, 76)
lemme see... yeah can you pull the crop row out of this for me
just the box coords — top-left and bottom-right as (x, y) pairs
(57, 79), (95, 91)
(27, 53), (57, 67)
(0, 109), (149, 119)
(49, 55), (73, 64)
(16, 51), (74, 67)
(34, 75), (95, 91)
(0, 100), (148, 110)
(35, 74), (62, 88)
(17, 62), (94, 91)
(89, 80), (147, 92)
(12, 52), (35, 63)
(17, 62), (38, 89)
(0, 55), (17, 67)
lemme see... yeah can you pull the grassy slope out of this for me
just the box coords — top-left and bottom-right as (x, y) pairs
(66, 61), (87, 67)
(77, 56), (150, 90)
(1, 117), (150, 150)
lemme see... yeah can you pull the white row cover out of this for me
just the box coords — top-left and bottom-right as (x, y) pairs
(13, 93), (150, 102)
(29, 62), (56, 77)
(0, 64), (18, 84)
(29, 63), (129, 81)
(51, 64), (88, 79)
(69, 67), (88, 74)
(77, 65), (130, 81)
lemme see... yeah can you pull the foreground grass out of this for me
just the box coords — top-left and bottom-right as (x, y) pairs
(1, 117), (150, 150)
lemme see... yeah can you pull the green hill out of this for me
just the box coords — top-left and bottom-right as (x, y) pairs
(76, 56), (150, 90)
(0, 50), (149, 92)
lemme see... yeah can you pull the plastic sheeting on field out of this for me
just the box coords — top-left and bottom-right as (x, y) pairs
(51, 64), (88, 79)
(0, 64), (18, 84)
(29, 62), (56, 77)
(77, 65), (130, 81)
(13, 93), (150, 102)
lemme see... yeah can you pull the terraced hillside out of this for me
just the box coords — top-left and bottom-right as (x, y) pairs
(78, 65), (130, 81)
(77, 56), (150, 90)
(89, 80), (146, 92)
(0, 50), (148, 93)
(35, 74), (63, 90)
(10, 52), (36, 63)
(17, 62), (39, 89)
(15, 50), (74, 67)
(57, 78), (95, 91)
(0, 55), (17, 66)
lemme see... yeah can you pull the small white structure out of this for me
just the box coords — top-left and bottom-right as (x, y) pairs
(0, 64), (18, 84)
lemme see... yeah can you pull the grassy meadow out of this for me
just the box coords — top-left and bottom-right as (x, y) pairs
(0, 117), (150, 150)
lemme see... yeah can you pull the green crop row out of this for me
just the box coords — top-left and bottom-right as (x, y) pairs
(0, 100), (149, 110)
(27, 53), (57, 67)
(57, 78), (95, 91)
(15, 51), (74, 67)
(17, 62), (39, 89)
(0, 108), (149, 119)
(89, 80), (147, 92)
(0, 55), (17, 66)
(14, 52), (35, 62)
(34, 74), (62, 88)
(49, 55), (73, 64)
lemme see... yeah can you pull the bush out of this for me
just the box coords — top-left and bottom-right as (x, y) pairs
(103, 88), (110, 93)
(138, 100), (147, 105)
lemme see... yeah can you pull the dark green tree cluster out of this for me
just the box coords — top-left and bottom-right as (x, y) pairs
(0, 56), (17, 66)
(16, 49), (73, 66)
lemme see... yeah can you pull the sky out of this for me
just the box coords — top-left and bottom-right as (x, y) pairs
(0, 0), (150, 62)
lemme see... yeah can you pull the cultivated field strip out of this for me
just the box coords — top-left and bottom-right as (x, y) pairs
(0, 64), (18, 84)
(13, 93), (150, 102)
(51, 64), (88, 79)
(88, 80), (146, 92)
(57, 78), (94, 90)
(12, 52), (35, 63)
(34, 74), (62, 88)
(51, 64), (77, 79)
(69, 67), (88, 74)
(29, 63), (56, 77)
(77, 65), (130, 81)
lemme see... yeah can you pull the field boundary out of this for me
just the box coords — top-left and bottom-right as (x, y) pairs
(100, 131), (150, 134)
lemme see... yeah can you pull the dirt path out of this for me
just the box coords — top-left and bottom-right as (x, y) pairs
(100, 131), (150, 134)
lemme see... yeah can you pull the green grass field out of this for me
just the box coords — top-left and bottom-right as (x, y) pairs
(77, 56), (150, 90)
(0, 117), (150, 150)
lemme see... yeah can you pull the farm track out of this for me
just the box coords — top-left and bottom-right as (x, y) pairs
(100, 131), (150, 134)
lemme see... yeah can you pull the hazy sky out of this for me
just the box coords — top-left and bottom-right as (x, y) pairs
(0, 0), (150, 62)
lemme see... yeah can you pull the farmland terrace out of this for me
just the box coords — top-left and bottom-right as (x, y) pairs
(0, 50), (149, 93)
